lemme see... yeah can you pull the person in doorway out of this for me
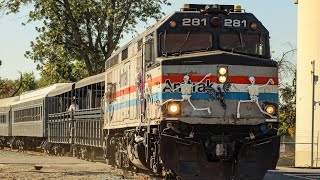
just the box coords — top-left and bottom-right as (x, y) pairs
(68, 99), (79, 111)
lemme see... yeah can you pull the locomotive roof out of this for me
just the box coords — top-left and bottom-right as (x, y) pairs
(75, 72), (105, 89)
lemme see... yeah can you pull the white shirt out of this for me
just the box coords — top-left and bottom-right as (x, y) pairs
(68, 104), (79, 111)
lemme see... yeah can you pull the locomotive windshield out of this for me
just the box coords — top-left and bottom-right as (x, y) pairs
(160, 31), (212, 54)
(219, 33), (266, 56)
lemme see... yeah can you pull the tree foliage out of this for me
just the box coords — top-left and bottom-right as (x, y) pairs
(278, 73), (296, 138)
(274, 46), (297, 138)
(0, 78), (16, 98)
(0, 0), (170, 82)
(0, 72), (38, 98)
(20, 72), (37, 92)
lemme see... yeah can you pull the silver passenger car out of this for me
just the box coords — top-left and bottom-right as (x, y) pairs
(0, 96), (19, 137)
(11, 84), (71, 137)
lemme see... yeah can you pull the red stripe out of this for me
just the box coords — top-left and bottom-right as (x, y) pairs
(112, 75), (278, 98)
(114, 86), (136, 98)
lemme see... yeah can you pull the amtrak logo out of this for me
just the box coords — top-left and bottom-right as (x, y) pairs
(159, 74), (232, 111)
(159, 74), (212, 113)
(163, 79), (215, 93)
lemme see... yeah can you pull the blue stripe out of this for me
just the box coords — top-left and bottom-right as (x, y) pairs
(105, 92), (278, 112)
(106, 99), (138, 112)
(158, 92), (278, 101)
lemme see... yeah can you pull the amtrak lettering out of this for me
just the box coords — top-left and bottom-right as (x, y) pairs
(162, 78), (231, 109)
(163, 79), (214, 93)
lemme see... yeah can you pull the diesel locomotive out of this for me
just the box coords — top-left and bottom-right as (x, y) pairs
(0, 4), (279, 180)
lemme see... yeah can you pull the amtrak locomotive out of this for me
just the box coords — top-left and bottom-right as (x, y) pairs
(0, 4), (279, 180)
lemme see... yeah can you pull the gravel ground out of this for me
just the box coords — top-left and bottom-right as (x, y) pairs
(0, 149), (135, 180)
(3, 149), (319, 180)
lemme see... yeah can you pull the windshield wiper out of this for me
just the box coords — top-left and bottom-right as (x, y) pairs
(258, 34), (264, 55)
(162, 30), (167, 56)
(178, 31), (191, 55)
(238, 32), (244, 49)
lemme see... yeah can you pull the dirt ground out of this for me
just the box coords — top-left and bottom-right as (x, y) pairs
(0, 149), (135, 180)
(3, 149), (320, 180)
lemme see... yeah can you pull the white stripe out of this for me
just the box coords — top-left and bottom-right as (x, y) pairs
(112, 83), (278, 102)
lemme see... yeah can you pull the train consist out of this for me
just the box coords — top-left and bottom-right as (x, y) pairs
(0, 4), (279, 180)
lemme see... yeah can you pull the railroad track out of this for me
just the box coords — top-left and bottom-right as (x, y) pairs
(0, 147), (164, 180)
(2, 147), (49, 157)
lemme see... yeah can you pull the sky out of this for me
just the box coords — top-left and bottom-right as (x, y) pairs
(0, 0), (297, 80)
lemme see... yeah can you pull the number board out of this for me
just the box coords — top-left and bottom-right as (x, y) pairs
(223, 18), (248, 29)
(180, 17), (249, 28)
(181, 18), (208, 27)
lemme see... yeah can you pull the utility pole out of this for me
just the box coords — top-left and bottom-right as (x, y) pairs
(311, 60), (318, 168)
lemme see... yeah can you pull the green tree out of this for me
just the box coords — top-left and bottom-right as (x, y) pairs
(0, 77), (21, 98)
(278, 74), (296, 138)
(0, 72), (38, 98)
(20, 72), (37, 92)
(1, 0), (170, 82)
(0, 78), (14, 98)
(275, 46), (297, 138)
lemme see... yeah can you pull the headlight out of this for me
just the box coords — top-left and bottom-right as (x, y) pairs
(167, 102), (181, 115)
(265, 105), (275, 115)
(217, 66), (228, 83)
(218, 76), (227, 83)
(218, 67), (227, 75)
(170, 105), (178, 113)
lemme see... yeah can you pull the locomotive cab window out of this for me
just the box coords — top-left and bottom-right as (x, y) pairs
(160, 31), (212, 55)
(219, 33), (266, 57)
